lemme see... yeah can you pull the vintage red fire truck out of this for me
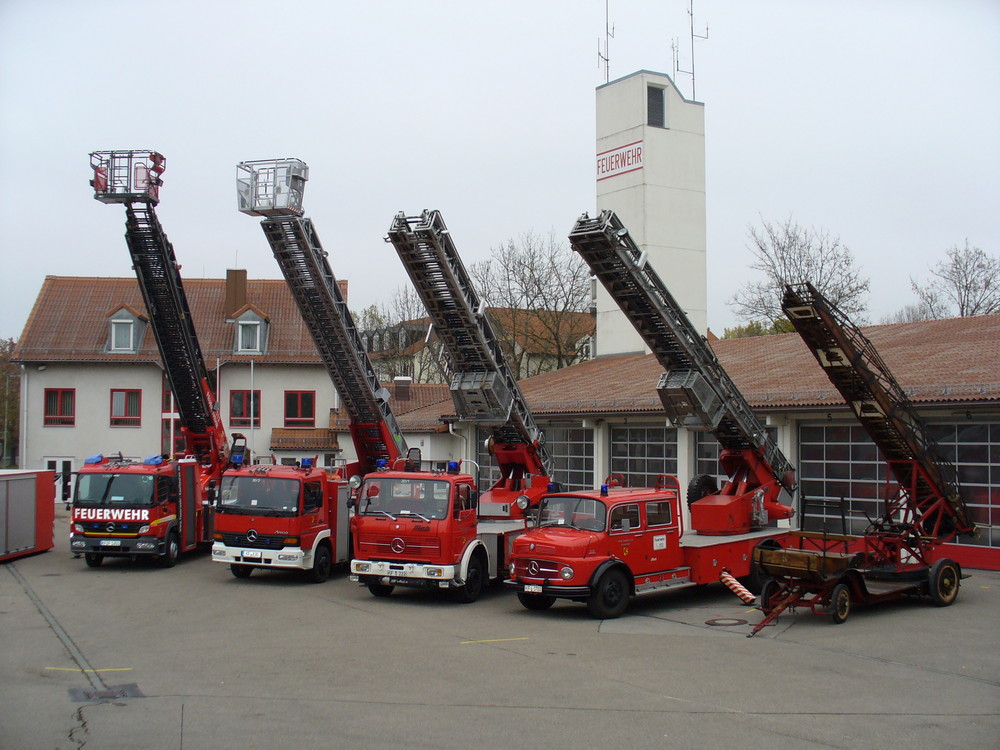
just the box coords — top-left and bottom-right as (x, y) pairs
(504, 211), (799, 617)
(72, 151), (229, 568)
(210, 159), (406, 581)
(507, 477), (789, 618)
(348, 211), (555, 602)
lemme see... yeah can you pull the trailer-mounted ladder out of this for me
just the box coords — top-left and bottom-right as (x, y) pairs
(782, 281), (974, 541)
(237, 159), (405, 473)
(386, 210), (553, 515)
(568, 209), (795, 535)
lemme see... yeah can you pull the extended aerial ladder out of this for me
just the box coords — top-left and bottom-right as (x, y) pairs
(386, 210), (554, 517)
(782, 281), (974, 547)
(90, 150), (229, 475)
(568, 209), (796, 535)
(237, 159), (406, 474)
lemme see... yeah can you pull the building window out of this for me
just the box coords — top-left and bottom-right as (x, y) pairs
(230, 390), (261, 428)
(610, 425), (678, 488)
(284, 391), (315, 427)
(238, 321), (261, 353)
(110, 320), (134, 352)
(110, 389), (141, 427)
(44, 389), (75, 426)
(647, 85), (666, 128)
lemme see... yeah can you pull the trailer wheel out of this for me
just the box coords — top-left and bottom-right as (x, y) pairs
(760, 577), (782, 614)
(367, 582), (394, 598)
(306, 544), (332, 584)
(830, 583), (851, 624)
(587, 568), (630, 619)
(517, 592), (556, 611)
(160, 532), (179, 568)
(84, 553), (104, 568)
(928, 558), (960, 607)
(230, 564), (253, 579)
(454, 553), (485, 603)
(687, 474), (718, 508)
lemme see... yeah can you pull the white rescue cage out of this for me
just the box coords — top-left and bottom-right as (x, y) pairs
(90, 150), (166, 205)
(236, 158), (308, 218)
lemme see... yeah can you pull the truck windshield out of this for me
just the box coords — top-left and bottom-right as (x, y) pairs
(359, 478), (452, 520)
(75, 472), (156, 507)
(535, 496), (607, 532)
(219, 476), (300, 516)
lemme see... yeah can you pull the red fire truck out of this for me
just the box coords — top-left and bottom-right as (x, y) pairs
(348, 210), (556, 602)
(72, 151), (229, 567)
(505, 210), (797, 617)
(211, 159), (412, 581)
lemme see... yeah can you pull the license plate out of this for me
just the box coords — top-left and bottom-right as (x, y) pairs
(99, 540), (121, 547)
(524, 584), (543, 593)
(242, 550), (262, 559)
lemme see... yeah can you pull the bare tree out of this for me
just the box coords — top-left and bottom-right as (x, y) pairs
(910, 241), (1000, 318)
(471, 232), (593, 377)
(729, 217), (870, 325)
(0, 338), (19, 466)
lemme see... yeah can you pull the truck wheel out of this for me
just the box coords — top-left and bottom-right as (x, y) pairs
(84, 553), (104, 568)
(517, 592), (556, 611)
(307, 544), (332, 584)
(454, 554), (485, 603)
(367, 582), (394, 598)
(687, 474), (718, 508)
(230, 564), (253, 579)
(587, 568), (630, 619)
(928, 559), (960, 607)
(830, 583), (851, 624)
(759, 577), (782, 614)
(160, 532), (179, 568)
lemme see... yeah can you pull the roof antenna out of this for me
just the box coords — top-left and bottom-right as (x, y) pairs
(675, 0), (709, 99)
(597, 0), (614, 83)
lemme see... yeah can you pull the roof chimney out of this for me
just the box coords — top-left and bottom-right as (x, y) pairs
(225, 269), (247, 317)
(393, 376), (412, 401)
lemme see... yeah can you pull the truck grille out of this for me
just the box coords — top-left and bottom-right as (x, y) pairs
(357, 535), (442, 559)
(511, 559), (560, 579)
(218, 532), (289, 550)
(80, 522), (142, 534)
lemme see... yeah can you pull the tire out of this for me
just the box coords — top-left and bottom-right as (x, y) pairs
(454, 553), (485, 604)
(84, 553), (104, 568)
(586, 568), (630, 619)
(230, 564), (253, 579)
(160, 532), (179, 568)
(367, 582), (394, 598)
(759, 577), (782, 615)
(830, 582), (851, 624)
(687, 474), (718, 508)
(306, 544), (332, 584)
(928, 558), (960, 607)
(517, 592), (556, 611)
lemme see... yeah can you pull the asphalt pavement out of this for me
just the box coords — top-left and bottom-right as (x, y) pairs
(2, 507), (998, 750)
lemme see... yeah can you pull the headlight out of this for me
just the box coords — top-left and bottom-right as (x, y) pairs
(355, 562), (371, 573)
(73, 524), (84, 533)
(559, 566), (574, 580)
(348, 475), (363, 489)
(426, 568), (442, 577)
(509, 562), (516, 576)
(138, 525), (150, 534)
(515, 495), (530, 510)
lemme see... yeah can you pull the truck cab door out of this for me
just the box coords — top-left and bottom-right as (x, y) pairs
(608, 503), (642, 573)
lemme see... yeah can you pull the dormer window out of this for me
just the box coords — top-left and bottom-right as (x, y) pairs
(230, 306), (269, 355)
(107, 305), (146, 354)
(238, 321), (261, 353)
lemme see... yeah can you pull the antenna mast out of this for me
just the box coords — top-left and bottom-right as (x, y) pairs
(597, 0), (614, 83)
(675, 0), (708, 99)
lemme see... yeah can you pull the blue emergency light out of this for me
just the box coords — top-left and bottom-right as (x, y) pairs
(447, 461), (460, 473)
(144, 455), (164, 466)
(301, 458), (313, 469)
(600, 484), (608, 497)
(84, 454), (104, 465)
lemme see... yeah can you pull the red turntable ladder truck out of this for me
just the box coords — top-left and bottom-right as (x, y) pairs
(347, 209), (556, 602)
(748, 281), (976, 632)
(504, 210), (797, 618)
(73, 150), (231, 568)
(215, 159), (451, 582)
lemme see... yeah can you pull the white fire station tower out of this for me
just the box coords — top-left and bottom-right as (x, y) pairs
(595, 70), (707, 354)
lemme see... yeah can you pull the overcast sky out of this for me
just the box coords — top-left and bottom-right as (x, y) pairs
(1, 0), (997, 341)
